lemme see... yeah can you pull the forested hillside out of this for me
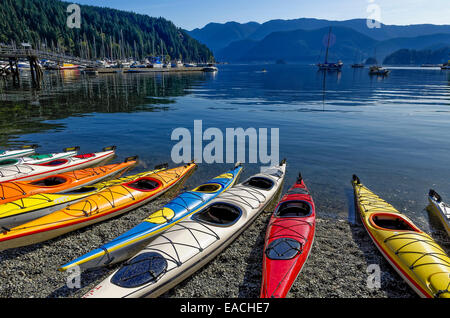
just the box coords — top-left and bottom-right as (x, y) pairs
(0, 0), (214, 62)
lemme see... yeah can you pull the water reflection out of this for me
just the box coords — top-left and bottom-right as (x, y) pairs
(0, 71), (208, 145)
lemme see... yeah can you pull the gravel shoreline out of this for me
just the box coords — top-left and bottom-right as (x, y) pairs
(0, 181), (447, 299)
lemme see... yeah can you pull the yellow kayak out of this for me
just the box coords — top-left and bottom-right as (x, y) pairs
(351, 175), (450, 298)
(0, 163), (196, 250)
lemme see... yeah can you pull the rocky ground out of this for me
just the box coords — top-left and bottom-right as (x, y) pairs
(4, 178), (447, 300)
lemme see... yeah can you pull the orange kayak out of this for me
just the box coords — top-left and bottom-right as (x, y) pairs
(0, 157), (138, 205)
(0, 162), (196, 251)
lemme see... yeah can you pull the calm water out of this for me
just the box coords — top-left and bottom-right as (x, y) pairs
(1, 64), (449, 232)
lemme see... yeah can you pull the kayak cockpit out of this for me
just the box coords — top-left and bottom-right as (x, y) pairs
(194, 203), (242, 226)
(31, 176), (68, 187)
(192, 183), (222, 193)
(265, 238), (302, 260)
(243, 177), (274, 190)
(0, 159), (19, 166)
(111, 252), (168, 288)
(125, 178), (161, 192)
(370, 213), (419, 232)
(36, 159), (69, 166)
(275, 200), (312, 218)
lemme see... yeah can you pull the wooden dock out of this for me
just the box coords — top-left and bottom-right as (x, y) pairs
(91, 66), (208, 74)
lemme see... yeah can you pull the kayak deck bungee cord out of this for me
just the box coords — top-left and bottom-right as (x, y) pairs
(427, 190), (450, 236)
(0, 157), (139, 230)
(260, 172), (316, 298)
(0, 156), (138, 206)
(352, 175), (450, 298)
(0, 147), (80, 168)
(0, 146), (117, 183)
(59, 162), (243, 272)
(82, 160), (285, 298)
(0, 145), (38, 160)
(0, 162), (196, 251)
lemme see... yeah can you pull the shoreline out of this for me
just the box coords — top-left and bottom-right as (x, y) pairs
(0, 188), (437, 299)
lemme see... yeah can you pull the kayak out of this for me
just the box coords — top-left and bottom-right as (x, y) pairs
(59, 163), (243, 272)
(352, 175), (450, 298)
(0, 162), (196, 251)
(82, 160), (286, 298)
(0, 156), (137, 206)
(0, 157), (139, 230)
(427, 190), (450, 236)
(0, 147), (80, 168)
(260, 173), (316, 298)
(0, 146), (117, 183)
(0, 145), (38, 160)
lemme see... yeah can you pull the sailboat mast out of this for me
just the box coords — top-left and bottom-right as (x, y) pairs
(324, 27), (331, 64)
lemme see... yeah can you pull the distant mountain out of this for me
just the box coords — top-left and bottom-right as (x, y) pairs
(188, 18), (450, 54)
(383, 47), (450, 65)
(216, 26), (377, 63)
(214, 26), (450, 63)
(188, 21), (260, 52)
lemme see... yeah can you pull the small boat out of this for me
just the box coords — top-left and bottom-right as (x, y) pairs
(59, 163), (242, 272)
(0, 147), (79, 168)
(260, 173), (316, 298)
(203, 66), (218, 72)
(317, 27), (343, 72)
(352, 175), (450, 298)
(0, 145), (38, 160)
(351, 63), (365, 68)
(0, 163), (197, 251)
(369, 65), (390, 76)
(0, 146), (117, 183)
(82, 160), (286, 298)
(0, 157), (138, 230)
(59, 63), (80, 70)
(427, 190), (450, 236)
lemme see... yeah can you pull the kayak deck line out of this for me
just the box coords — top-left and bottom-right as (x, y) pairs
(59, 164), (242, 271)
(0, 164), (196, 251)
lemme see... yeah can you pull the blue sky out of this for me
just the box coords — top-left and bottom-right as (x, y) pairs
(66, 0), (450, 30)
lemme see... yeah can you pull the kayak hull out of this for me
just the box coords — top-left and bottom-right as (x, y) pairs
(260, 175), (316, 298)
(60, 164), (243, 271)
(352, 176), (450, 298)
(83, 162), (286, 298)
(427, 191), (450, 236)
(0, 163), (196, 251)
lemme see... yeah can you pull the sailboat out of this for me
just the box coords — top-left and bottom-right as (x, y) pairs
(317, 27), (343, 71)
(351, 49), (365, 68)
(368, 48), (390, 76)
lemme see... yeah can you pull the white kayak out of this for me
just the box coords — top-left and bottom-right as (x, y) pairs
(0, 146), (117, 183)
(83, 160), (286, 298)
(0, 145), (38, 160)
(0, 147), (79, 168)
(428, 189), (450, 236)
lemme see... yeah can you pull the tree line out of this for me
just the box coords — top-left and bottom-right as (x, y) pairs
(0, 0), (215, 62)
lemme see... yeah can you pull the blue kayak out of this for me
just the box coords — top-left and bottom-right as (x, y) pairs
(59, 163), (243, 272)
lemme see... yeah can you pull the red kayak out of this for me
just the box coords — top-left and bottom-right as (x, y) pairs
(260, 173), (316, 298)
